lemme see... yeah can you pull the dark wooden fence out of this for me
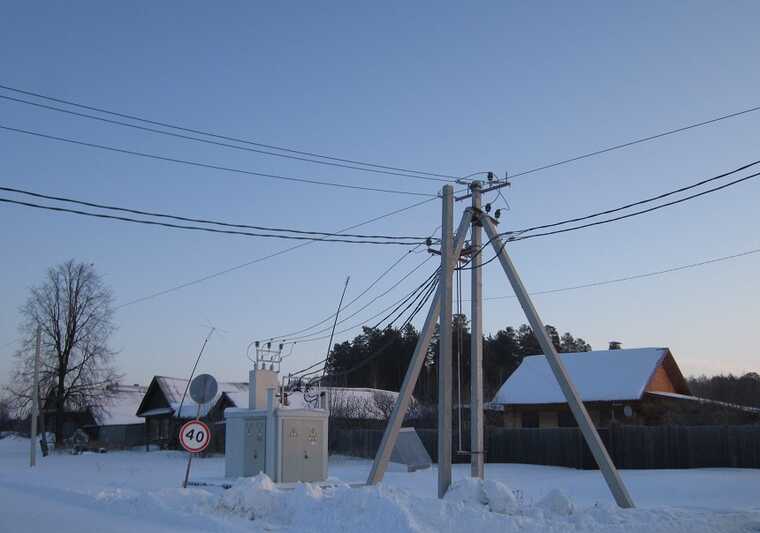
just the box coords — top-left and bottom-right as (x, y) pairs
(330, 424), (760, 469)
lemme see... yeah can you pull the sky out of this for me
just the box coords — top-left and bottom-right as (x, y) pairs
(1, 1), (759, 392)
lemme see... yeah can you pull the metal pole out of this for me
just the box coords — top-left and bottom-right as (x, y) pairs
(30, 327), (41, 467)
(368, 208), (472, 486)
(479, 216), (635, 509)
(322, 276), (351, 378)
(469, 182), (484, 478)
(438, 184), (454, 498)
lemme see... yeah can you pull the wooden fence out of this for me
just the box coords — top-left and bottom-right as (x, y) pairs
(330, 424), (760, 469)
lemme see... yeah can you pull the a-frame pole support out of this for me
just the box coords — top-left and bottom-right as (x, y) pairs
(479, 213), (635, 509)
(367, 203), (472, 487)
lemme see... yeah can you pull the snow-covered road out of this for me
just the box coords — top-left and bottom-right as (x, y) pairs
(1, 436), (759, 532)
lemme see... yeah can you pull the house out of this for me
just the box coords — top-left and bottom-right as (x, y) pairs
(83, 383), (147, 448)
(135, 376), (247, 451)
(490, 346), (759, 428)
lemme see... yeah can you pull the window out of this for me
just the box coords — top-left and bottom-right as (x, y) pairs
(521, 412), (539, 428)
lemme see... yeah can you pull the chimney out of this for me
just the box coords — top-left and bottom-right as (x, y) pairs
(609, 341), (622, 350)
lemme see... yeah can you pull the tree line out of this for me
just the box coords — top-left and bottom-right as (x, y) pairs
(321, 316), (591, 404)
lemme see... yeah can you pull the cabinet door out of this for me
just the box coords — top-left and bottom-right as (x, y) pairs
(281, 419), (302, 483)
(300, 419), (323, 482)
(246, 418), (267, 476)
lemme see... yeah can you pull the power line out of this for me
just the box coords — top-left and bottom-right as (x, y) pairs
(0, 184), (433, 242)
(288, 270), (439, 379)
(506, 105), (760, 180)
(0, 196), (427, 246)
(458, 161), (760, 269)
(281, 257), (436, 343)
(509, 169), (760, 241)
(259, 236), (436, 342)
(0, 94), (454, 184)
(507, 159), (760, 236)
(482, 246), (760, 300)
(114, 196), (437, 308)
(0, 83), (457, 180)
(0, 124), (437, 198)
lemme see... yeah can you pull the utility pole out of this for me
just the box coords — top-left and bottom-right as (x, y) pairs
(30, 327), (41, 467)
(438, 184), (454, 498)
(469, 181), (484, 478)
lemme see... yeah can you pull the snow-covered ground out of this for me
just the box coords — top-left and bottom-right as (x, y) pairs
(1, 435), (759, 532)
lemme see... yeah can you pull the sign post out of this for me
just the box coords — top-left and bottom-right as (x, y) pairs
(181, 374), (218, 488)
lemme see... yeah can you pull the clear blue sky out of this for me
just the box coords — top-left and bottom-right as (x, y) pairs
(2, 1), (759, 390)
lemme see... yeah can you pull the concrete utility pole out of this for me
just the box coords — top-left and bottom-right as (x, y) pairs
(479, 215), (635, 509)
(469, 182), (484, 478)
(437, 184), (454, 498)
(30, 327), (41, 467)
(367, 209), (472, 486)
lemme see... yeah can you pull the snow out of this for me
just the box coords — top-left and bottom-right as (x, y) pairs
(492, 348), (668, 405)
(1, 435), (760, 532)
(153, 376), (248, 418)
(99, 385), (147, 425)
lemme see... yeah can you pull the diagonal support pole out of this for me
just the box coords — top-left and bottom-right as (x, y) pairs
(367, 205), (473, 486)
(479, 214), (635, 509)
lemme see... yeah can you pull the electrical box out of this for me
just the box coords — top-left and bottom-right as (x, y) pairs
(224, 406), (328, 483)
(277, 410), (328, 483)
(224, 410), (268, 478)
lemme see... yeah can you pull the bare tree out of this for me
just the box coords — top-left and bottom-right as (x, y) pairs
(6, 260), (120, 446)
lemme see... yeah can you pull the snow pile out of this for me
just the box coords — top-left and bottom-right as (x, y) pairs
(444, 478), (518, 514)
(536, 489), (574, 516)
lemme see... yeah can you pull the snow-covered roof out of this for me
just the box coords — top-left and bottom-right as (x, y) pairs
(646, 391), (760, 414)
(492, 348), (669, 405)
(98, 384), (148, 426)
(143, 376), (249, 418)
(285, 387), (404, 419)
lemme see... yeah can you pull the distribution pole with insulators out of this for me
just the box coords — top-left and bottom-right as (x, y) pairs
(437, 184), (454, 498)
(469, 181), (485, 478)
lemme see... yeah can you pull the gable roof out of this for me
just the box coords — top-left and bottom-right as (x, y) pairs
(98, 384), (147, 425)
(136, 376), (248, 418)
(491, 347), (688, 406)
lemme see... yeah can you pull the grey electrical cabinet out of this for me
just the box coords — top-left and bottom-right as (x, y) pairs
(278, 412), (328, 483)
(225, 406), (328, 483)
(224, 409), (269, 478)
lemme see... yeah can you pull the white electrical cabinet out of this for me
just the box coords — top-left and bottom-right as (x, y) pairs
(224, 406), (328, 483)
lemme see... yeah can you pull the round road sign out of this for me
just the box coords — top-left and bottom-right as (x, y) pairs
(189, 374), (218, 404)
(179, 420), (211, 454)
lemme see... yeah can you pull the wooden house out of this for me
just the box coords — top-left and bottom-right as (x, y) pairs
(135, 376), (247, 451)
(490, 347), (759, 428)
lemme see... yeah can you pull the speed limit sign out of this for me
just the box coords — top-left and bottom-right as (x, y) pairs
(179, 420), (211, 454)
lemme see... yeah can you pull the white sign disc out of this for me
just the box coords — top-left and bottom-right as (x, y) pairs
(179, 420), (211, 454)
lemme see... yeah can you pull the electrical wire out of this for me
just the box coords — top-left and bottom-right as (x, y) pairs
(304, 273), (440, 384)
(481, 246), (760, 300)
(0, 94), (456, 184)
(114, 196), (437, 309)
(0, 124), (437, 198)
(0, 84), (458, 181)
(509, 169), (760, 241)
(457, 162), (760, 269)
(0, 185), (436, 242)
(259, 228), (440, 342)
(507, 159), (760, 237)
(0, 196), (427, 246)
(505, 105), (760, 181)
(284, 262), (438, 344)
(285, 270), (439, 377)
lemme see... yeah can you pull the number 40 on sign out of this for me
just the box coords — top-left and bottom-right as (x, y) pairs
(179, 420), (211, 454)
